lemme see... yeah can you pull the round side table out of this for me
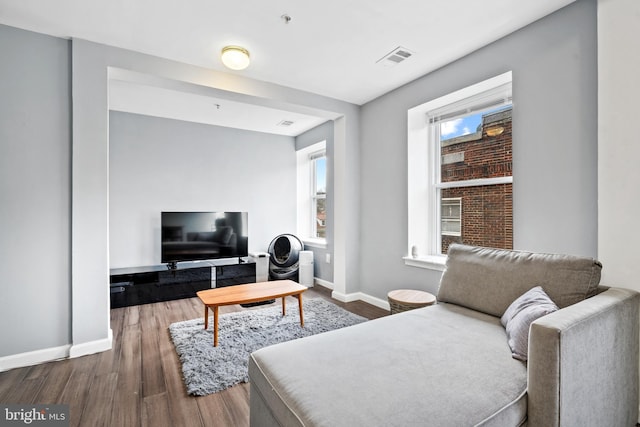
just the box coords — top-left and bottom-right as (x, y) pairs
(387, 289), (436, 314)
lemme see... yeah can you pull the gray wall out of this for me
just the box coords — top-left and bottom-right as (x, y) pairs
(359, 0), (598, 300)
(109, 111), (297, 268)
(295, 121), (335, 283)
(0, 0), (599, 362)
(597, 0), (640, 292)
(71, 37), (360, 354)
(0, 25), (71, 357)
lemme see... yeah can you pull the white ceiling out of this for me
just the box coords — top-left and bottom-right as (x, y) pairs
(0, 0), (576, 135)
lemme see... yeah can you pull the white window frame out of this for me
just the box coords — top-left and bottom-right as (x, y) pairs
(297, 140), (327, 248)
(405, 72), (513, 271)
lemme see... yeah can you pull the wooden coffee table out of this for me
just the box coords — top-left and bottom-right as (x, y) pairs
(196, 280), (307, 346)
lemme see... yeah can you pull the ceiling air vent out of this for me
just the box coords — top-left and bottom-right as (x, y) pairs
(277, 120), (295, 127)
(377, 46), (414, 67)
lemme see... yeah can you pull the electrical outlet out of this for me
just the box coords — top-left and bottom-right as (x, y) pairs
(325, 253), (331, 264)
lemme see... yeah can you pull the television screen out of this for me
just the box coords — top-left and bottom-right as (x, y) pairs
(161, 212), (248, 264)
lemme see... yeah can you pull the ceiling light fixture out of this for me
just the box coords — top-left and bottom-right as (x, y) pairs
(221, 46), (250, 71)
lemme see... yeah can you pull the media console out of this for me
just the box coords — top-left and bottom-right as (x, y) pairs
(110, 259), (257, 308)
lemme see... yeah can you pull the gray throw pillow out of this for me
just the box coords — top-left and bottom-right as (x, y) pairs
(501, 286), (558, 361)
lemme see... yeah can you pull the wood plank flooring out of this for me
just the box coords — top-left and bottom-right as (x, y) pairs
(0, 285), (388, 427)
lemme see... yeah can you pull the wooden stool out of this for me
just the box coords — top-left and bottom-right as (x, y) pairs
(387, 289), (436, 314)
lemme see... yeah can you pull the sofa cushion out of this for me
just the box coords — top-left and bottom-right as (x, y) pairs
(501, 286), (558, 361)
(437, 244), (602, 317)
(249, 302), (527, 427)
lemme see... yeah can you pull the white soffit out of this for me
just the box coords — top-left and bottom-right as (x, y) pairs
(109, 80), (328, 137)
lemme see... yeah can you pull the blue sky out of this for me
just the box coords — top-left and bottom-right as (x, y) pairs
(441, 105), (511, 140)
(440, 113), (483, 140)
(316, 157), (326, 193)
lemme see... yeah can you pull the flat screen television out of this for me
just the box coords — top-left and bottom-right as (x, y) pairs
(161, 211), (248, 266)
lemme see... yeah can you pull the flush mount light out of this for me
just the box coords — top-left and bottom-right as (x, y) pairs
(221, 45), (250, 70)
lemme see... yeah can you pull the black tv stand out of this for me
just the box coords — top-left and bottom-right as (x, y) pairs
(110, 259), (256, 308)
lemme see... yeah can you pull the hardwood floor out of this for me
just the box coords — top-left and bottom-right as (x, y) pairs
(0, 285), (388, 427)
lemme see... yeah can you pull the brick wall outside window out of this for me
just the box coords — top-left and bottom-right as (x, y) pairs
(440, 108), (513, 253)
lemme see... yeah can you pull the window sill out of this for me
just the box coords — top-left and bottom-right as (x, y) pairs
(403, 255), (446, 271)
(302, 238), (327, 249)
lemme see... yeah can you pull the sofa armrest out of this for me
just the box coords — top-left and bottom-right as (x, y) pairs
(527, 287), (639, 427)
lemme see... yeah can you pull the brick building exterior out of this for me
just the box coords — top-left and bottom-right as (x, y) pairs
(440, 108), (513, 253)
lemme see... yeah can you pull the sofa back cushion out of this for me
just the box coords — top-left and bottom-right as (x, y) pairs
(437, 244), (602, 317)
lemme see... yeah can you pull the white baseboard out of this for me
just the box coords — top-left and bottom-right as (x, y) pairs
(69, 329), (113, 358)
(331, 290), (390, 311)
(313, 278), (389, 311)
(0, 329), (114, 372)
(313, 277), (333, 289)
(359, 293), (390, 311)
(0, 344), (71, 372)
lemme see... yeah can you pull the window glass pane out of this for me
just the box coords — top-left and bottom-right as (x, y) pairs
(442, 219), (461, 235)
(440, 183), (513, 254)
(441, 198), (461, 237)
(313, 155), (326, 239)
(314, 157), (326, 195)
(440, 106), (512, 183)
(441, 199), (461, 219)
(315, 196), (326, 238)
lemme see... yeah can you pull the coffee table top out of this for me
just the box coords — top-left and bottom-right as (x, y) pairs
(197, 280), (307, 306)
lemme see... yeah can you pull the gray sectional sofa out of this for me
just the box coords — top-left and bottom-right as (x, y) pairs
(248, 244), (639, 426)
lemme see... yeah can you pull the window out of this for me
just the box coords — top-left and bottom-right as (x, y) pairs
(311, 152), (327, 239)
(441, 198), (461, 236)
(407, 72), (513, 270)
(297, 140), (327, 246)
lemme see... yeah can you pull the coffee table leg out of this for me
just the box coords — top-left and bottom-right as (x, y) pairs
(213, 306), (219, 347)
(281, 297), (286, 316)
(204, 305), (209, 330)
(298, 293), (304, 327)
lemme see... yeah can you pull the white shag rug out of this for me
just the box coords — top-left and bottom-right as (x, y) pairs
(169, 298), (367, 396)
